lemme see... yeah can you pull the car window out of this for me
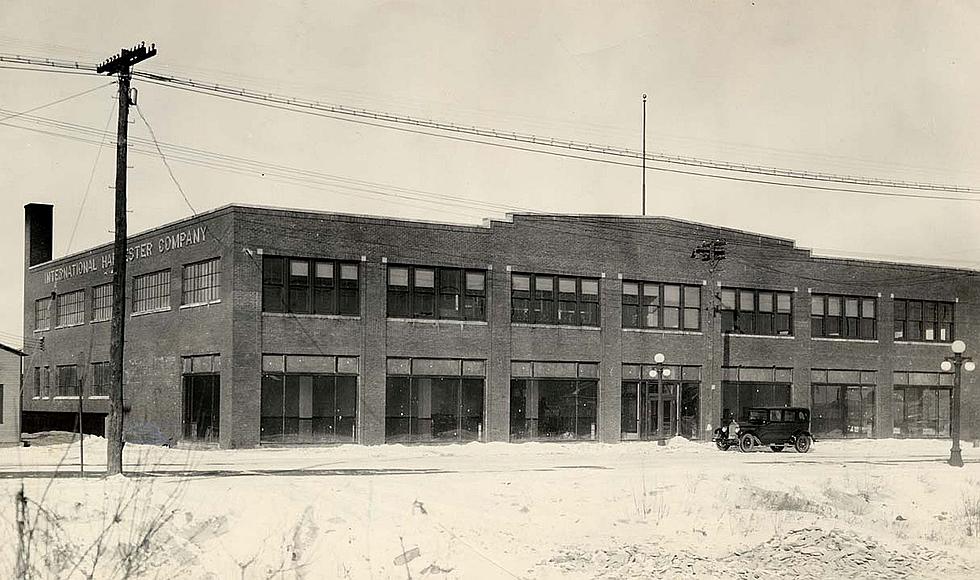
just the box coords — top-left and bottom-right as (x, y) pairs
(748, 410), (766, 422)
(770, 410), (781, 422)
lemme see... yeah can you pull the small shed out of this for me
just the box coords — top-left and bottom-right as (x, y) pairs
(0, 342), (26, 443)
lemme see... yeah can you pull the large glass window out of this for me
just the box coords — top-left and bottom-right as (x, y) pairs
(92, 283), (112, 322)
(387, 266), (486, 321)
(385, 358), (485, 443)
(511, 273), (600, 326)
(262, 256), (359, 316)
(892, 370), (954, 438)
(56, 365), (80, 397)
(894, 299), (953, 342)
(132, 269), (171, 313)
(720, 288), (793, 336)
(623, 281), (700, 330)
(260, 354), (359, 443)
(721, 366), (793, 421)
(810, 369), (875, 438)
(509, 361), (599, 440)
(34, 297), (51, 331)
(182, 257), (221, 305)
(56, 290), (85, 327)
(811, 294), (876, 339)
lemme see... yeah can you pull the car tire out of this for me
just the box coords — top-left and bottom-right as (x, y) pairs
(739, 433), (755, 453)
(794, 434), (812, 454)
(770, 445), (784, 452)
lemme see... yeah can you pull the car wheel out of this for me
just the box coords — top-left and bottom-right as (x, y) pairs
(794, 434), (812, 453)
(770, 445), (784, 452)
(739, 433), (755, 453)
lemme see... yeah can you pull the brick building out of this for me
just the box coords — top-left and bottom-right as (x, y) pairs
(22, 203), (980, 448)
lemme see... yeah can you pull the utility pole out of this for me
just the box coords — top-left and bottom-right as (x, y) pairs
(97, 42), (156, 475)
(641, 93), (647, 216)
(692, 239), (728, 440)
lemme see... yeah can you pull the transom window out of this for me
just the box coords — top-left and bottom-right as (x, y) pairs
(92, 283), (112, 322)
(132, 270), (171, 314)
(56, 289), (85, 327)
(720, 288), (793, 336)
(262, 256), (359, 316)
(811, 294), (876, 339)
(623, 281), (701, 330)
(387, 265), (486, 321)
(894, 299), (954, 342)
(511, 273), (599, 326)
(34, 297), (52, 331)
(182, 257), (221, 305)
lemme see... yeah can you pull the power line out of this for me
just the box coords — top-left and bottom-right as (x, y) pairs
(133, 102), (196, 215)
(66, 100), (116, 254)
(2, 53), (979, 196)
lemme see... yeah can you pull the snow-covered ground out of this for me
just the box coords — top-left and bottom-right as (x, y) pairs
(2, 435), (980, 579)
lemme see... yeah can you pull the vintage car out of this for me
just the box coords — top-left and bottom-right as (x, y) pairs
(712, 407), (814, 453)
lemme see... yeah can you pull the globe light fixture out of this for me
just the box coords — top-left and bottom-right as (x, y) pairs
(942, 340), (974, 467)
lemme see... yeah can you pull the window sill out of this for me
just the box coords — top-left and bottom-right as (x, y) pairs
(54, 322), (86, 330)
(511, 323), (601, 331)
(33, 328), (49, 334)
(263, 312), (361, 321)
(88, 395), (109, 400)
(180, 300), (221, 310)
(53, 395), (81, 400)
(623, 328), (703, 336)
(894, 340), (954, 346)
(387, 317), (488, 326)
(812, 337), (879, 344)
(131, 307), (172, 318)
(725, 333), (795, 340)
(91, 318), (110, 324)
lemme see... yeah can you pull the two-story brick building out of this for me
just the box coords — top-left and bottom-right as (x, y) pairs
(22, 202), (980, 447)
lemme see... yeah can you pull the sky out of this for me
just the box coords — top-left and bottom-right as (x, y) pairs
(1, 1), (979, 348)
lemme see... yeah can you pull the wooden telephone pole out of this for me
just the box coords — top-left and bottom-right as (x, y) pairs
(97, 42), (156, 475)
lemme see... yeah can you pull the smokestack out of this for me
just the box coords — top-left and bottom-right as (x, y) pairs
(25, 203), (53, 268)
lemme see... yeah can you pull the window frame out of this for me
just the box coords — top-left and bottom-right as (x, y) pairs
(261, 255), (360, 316)
(720, 287), (793, 336)
(132, 269), (172, 314)
(387, 265), (487, 321)
(181, 257), (221, 306)
(811, 294), (877, 340)
(511, 272), (600, 327)
(894, 298), (954, 343)
(55, 289), (86, 328)
(55, 364), (80, 397)
(622, 280), (701, 331)
(91, 283), (113, 322)
(34, 297), (52, 331)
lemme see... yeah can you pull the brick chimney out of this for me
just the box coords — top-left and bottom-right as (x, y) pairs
(25, 203), (53, 268)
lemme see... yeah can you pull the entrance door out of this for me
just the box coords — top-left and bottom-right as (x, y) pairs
(183, 374), (220, 442)
(640, 382), (676, 439)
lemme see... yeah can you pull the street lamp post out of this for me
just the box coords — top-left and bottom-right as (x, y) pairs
(940, 340), (975, 467)
(649, 353), (671, 444)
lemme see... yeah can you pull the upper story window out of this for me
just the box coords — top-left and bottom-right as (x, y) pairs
(511, 273), (599, 326)
(92, 283), (112, 322)
(182, 257), (221, 305)
(811, 294), (876, 339)
(388, 265), (486, 321)
(623, 281), (700, 330)
(56, 289), (85, 327)
(132, 269), (171, 314)
(34, 297), (51, 331)
(721, 287), (792, 336)
(894, 299), (954, 342)
(262, 256), (359, 316)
